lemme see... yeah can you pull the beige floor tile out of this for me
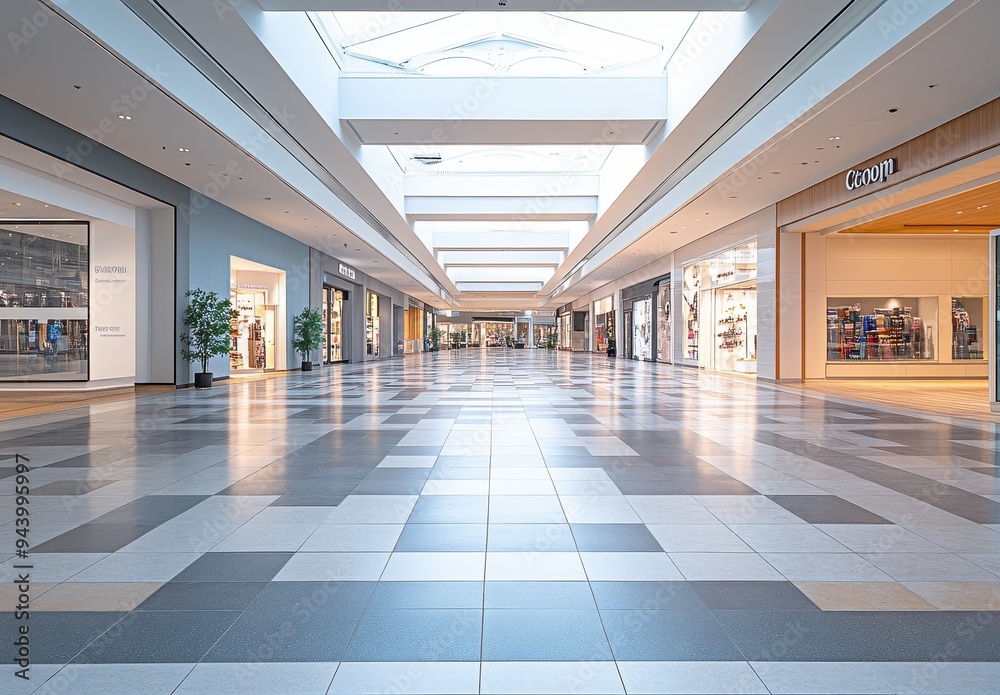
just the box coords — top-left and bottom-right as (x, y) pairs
(0, 582), (57, 604)
(794, 581), (937, 611)
(32, 582), (162, 611)
(902, 582), (1000, 610)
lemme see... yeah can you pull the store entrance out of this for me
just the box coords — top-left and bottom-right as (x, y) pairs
(322, 286), (348, 364)
(229, 257), (286, 374)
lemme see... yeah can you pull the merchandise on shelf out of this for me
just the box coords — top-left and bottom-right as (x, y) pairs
(827, 305), (929, 361)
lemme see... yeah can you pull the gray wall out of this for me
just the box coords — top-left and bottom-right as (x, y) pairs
(182, 194), (310, 382)
(310, 248), (405, 363)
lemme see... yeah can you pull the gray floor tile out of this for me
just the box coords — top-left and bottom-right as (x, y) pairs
(345, 609), (482, 661)
(72, 611), (242, 663)
(482, 609), (612, 660)
(171, 552), (293, 582)
(601, 610), (743, 660)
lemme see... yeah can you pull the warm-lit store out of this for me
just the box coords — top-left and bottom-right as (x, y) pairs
(681, 243), (758, 374)
(404, 299), (426, 353)
(473, 317), (516, 347)
(779, 100), (999, 393)
(593, 295), (614, 354)
(229, 257), (286, 373)
(557, 307), (573, 351)
(321, 285), (349, 364)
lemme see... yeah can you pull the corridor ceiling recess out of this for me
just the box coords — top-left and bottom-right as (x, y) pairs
(3, 0), (998, 310)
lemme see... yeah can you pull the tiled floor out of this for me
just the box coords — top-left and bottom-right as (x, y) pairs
(2, 351), (1000, 694)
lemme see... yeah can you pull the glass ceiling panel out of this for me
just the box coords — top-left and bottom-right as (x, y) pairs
(320, 11), (697, 76)
(389, 145), (621, 174)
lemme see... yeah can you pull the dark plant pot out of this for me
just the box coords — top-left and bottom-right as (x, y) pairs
(301, 361), (313, 372)
(194, 372), (213, 388)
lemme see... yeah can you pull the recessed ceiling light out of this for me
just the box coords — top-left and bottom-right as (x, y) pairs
(954, 229), (960, 233)
(829, 136), (841, 141)
(887, 108), (898, 113)
(695, 219), (701, 222)
(117, 114), (132, 120)
(957, 211), (963, 215)
(670, 231), (678, 234)
(12, 202), (20, 206)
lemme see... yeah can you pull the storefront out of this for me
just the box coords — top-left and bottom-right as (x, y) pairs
(557, 305), (573, 351)
(620, 276), (669, 362)
(533, 320), (556, 348)
(778, 98), (999, 385)
(0, 222), (91, 381)
(656, 278), (672, 363)
(366, 290), (383, 356)
(321, 285), (349, 364)
(229, 258), (286, 373)
(593, 295), (614, 354)
(473, 317), (516, 347)
(405, 298), (425, 353)
(681, 244), (757, 374)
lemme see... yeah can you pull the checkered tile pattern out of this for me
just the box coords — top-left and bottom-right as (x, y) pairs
(2, 351), (999, 694)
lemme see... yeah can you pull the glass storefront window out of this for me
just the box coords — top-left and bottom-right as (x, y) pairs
(0, 223), (89, 381)
(558, 314), (572, 349)
(632, 296), (653, 361)
(533, 324), (556, 347)
(952, 297), (985, 360)
(683, 242), (757, 366)
(366, 292), (380, 356)
(827, 297), (938, 361)
(325, 288), (346, 363)
(656, 283), (671, 363)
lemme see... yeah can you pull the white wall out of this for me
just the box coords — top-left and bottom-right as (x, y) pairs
(804, 234), (989, 378)
(672, 207), (777, 373)
(89, 220), (137, 385)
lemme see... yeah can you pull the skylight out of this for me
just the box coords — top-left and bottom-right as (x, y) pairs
(390, 145), (619, 175)
(317, 11), (696, 76)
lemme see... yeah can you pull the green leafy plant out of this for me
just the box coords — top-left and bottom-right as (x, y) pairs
(545, 333), (557, 349)
(292, 307), (324, 363)
(428, 327), (442, 351)
(180, 288), (238, 376)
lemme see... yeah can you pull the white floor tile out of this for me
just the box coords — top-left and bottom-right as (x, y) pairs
(481, 661), (624, 694)
(329, 662), (479, 695)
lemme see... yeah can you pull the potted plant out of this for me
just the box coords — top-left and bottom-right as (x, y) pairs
(545, 333), (557, 350)
(180, 288), (238, 388)
(427, 327), (442, 352)
(292, 307), (324, 371)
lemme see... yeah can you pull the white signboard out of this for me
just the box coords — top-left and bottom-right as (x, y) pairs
(89, 221), (136, 382)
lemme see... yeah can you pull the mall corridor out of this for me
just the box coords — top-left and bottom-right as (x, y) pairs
(2, 351), (999, 694)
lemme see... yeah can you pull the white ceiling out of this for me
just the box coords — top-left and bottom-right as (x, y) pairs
(3, 0), (996, 314)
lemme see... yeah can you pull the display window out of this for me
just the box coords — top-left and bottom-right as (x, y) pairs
(230, 290), (276, 371)
(534, 324), (556, 347)
(632, 296), (653, 361)
(0, 222), (89, 381)
(366, 292), (380, 356)
(475, 321), (515, 347)
(593, 296), (613, 353)
(656, 282), (671, 363)
(951, 297), (985, 360)
(558, 314), (572, 350)
(683, 241), (757, 372)
(323, 286), (347, 363)
(827, 297), (938, 361)
(716, 285), (757, 372)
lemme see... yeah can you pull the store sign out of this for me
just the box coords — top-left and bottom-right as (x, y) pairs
(238, 283), (269, 290)
(408, 297), (424, 309)
(339, 263), (356, 281)
(845, 158), (898, 191)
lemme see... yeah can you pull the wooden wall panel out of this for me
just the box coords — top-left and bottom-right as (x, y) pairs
(778, 99), (1000, 227)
